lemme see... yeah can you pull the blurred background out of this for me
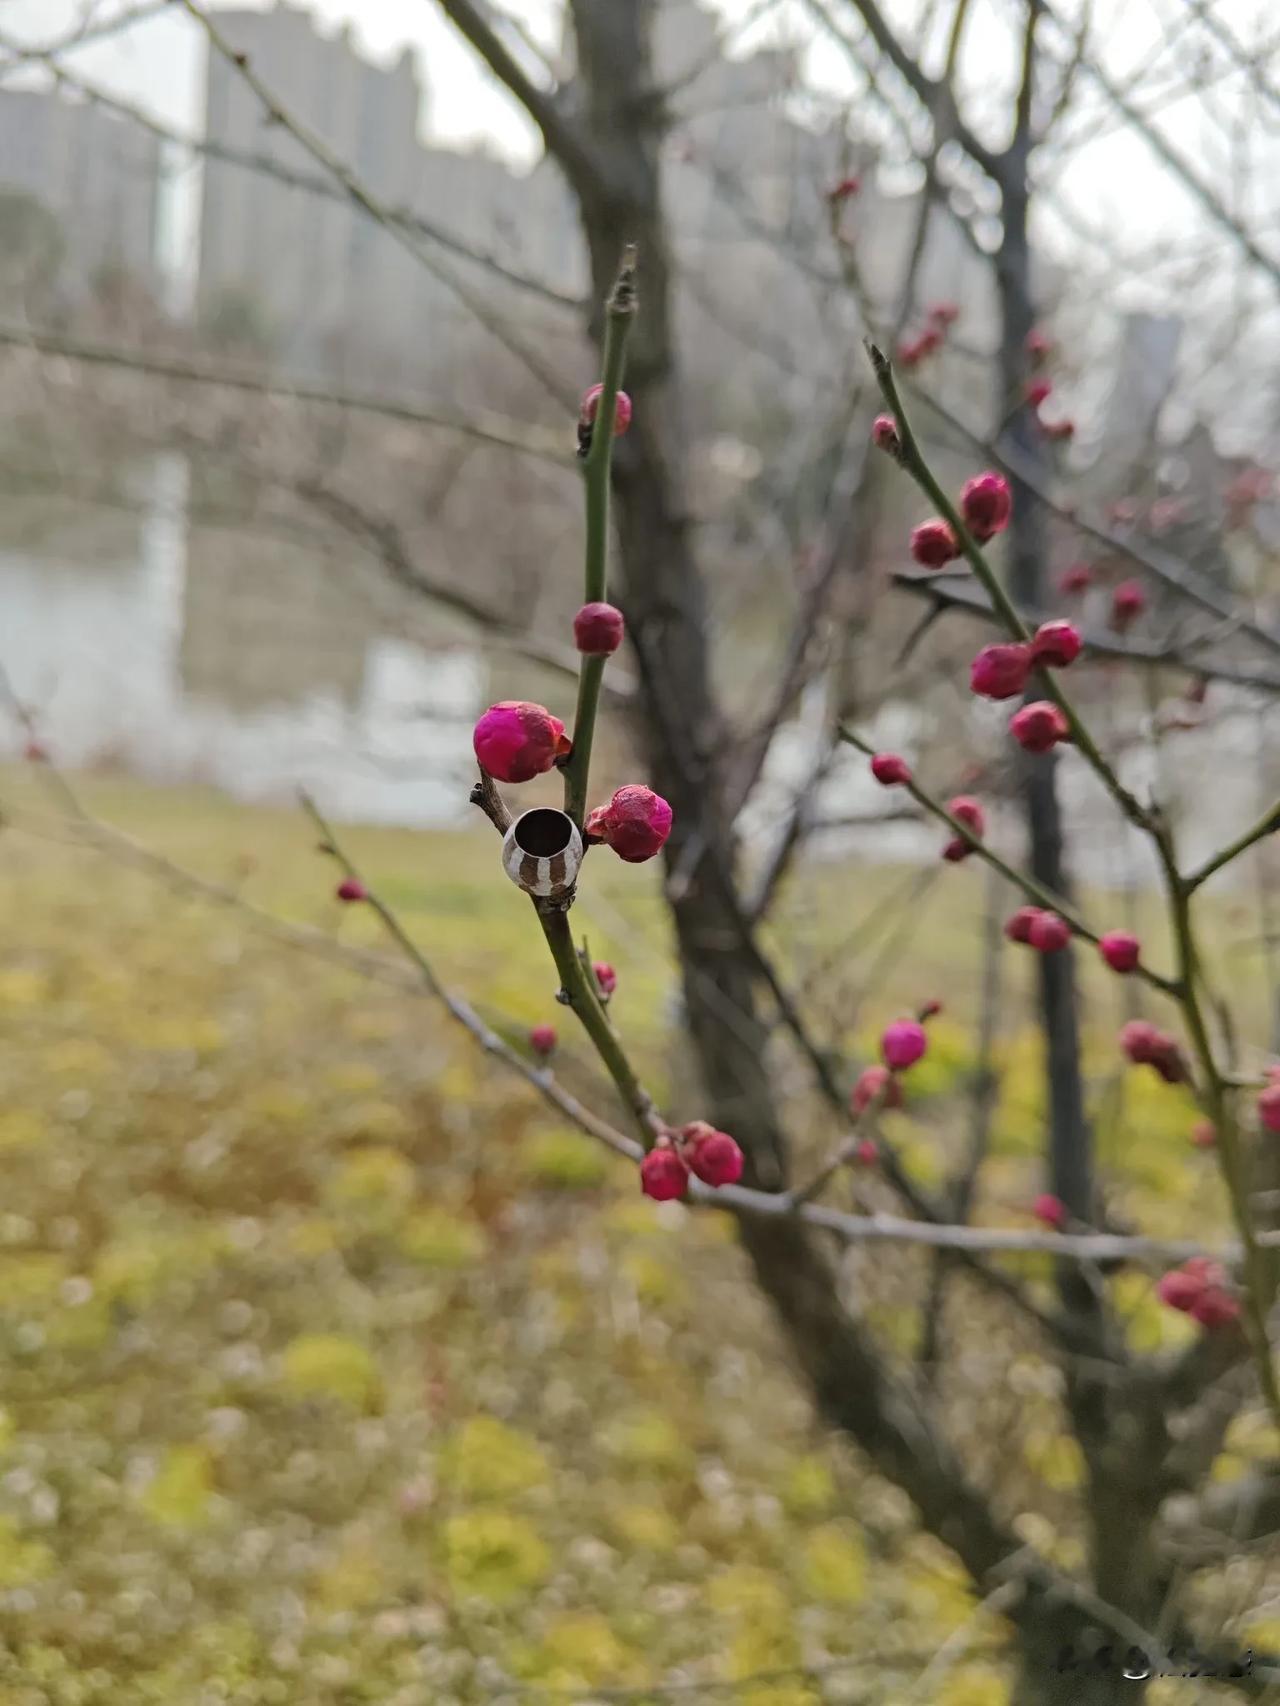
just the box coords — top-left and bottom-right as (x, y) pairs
(0, 2), (1279, 1702)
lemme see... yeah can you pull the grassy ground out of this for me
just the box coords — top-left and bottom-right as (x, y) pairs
(0, 769), (1269, 1703)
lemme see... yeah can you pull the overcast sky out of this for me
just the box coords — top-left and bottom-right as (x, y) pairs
(3, 0), (1279, 333)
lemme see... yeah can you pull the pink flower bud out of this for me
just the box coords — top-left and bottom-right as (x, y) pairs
(1157, 1265), (1205, 1313)
(681, 1122), (744, 1187)
(871, 414), (900, 454)
(529, 1024), (557, 1057)
(1033, 1193), (1067, 1230)
(910, 519), (961, 569)
(1111, 579), (1147, 629)
(580, 383), (632, 436)
(1028, 911), (1071, 953)
(850, 1064), (903, 1116)
(1025, 378), (1052, 407)
(1258, 1083), (1280, 1133)
(960, 473), (1012, 543)
(1099, 931), (1140, 974)
(1057, 562), (1093, 596)
(1004, 906), (1043, 944)
(573, 602), (625, 655)
(584, 784), (673, 863)
(1121, 1022), (1186, 1083)
(593, 961), (618, 999)
(336, 877), (367, 903)
(941, 836), (971, 863)
(473, 701), (570, 784)
(1009, 701), (1070, 754)
(1190, 1120), (1216, 1149)
(1030, 620), (1082, 669)
(1190, 1286), (1241, 1329)
(882, 1019), (927, 1072)
(970, 642), (1032, 700)
(1025, 327), (1053, 363)
(947, 795), (986, 838)
(854, 1137), (879, 1166)
(870, 752), (912, 786)
(928, 301), (960, 326)
(640, 1144), (689, 1201)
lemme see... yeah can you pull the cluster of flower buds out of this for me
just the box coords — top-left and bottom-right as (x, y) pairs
(1004, 907), (1071, 954)
(640, 1120), (745, 1200)
(908, 471), (1014, 572)
(1120, 1020), (1187, 1084)
(897, 301), (960, 370)
(1023, 325), (1074, 440)
(941, 795), (985, 864)
(969, 621), (1081, 702)
(1157, 1257), (1240, 1328)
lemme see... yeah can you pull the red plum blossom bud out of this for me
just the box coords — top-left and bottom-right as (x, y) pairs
(593, 961), (618, 999)
(970, 642), (1032, 700)
(1120, 1021), (1186, 1084)
(1025, 378), (1052, 407)
(1111, 579), (1147, 628)
(1028, 912), (1071, 953)
(871, 752), (912, 786)
(941, 837), (971, 863)
(336, 877), (367, 903)
(529, 1024), (557, 1057)
(910, 519), (961, 568)
(1005, 906), (1043, 944)
(1058, 562), (1093, 596)
(640, 1144), (689, 1201)
(1259, 1083), (1280, 1133)
(474, 701), (570, 783)
(850, 1064), (902, 1116)
(1099, 931), (1140, 974)
(855, 1137), (879, 1166)
(584, 784), (673, 863)
(1190, 1287), (1241, 1328)
(681, 1122), (744, 1187)
(871, 414), (900, 455)
(960, 473), (1012, 543)
(573, 602), (625, 655)
(1030, 620), (1082, 668)
(882, 1019), (927, 1072)
(1033, 1193), (1067, 1229)
(947, 796), (986, 838)
(1010, 701), (1070, 754)
(580, 383), (632, 436)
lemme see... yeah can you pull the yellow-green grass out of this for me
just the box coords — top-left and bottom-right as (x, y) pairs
(0, 766), (1267, 1702)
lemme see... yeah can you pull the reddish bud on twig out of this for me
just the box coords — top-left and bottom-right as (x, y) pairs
(473, 701), (571, 783)
(907, 518), (955, 573)
(640, 1143), (689, 1201)
(1158, 1258), (1239, 1328)
(1009, 701), (1070, 754)
(1259, 1083), (1280, 1133)
(680, 1121), (744, 1187)
(870, 752), (912, 786)
(1025, 378), (1052, 407)
(827, 173), (861, 202)
(941, 837), (971, 863)
(959, 473), (1012, 543)
(1033, 1193), (1067, 1230)
(1004, 906), (1042, 944)
(1110, 580), (1147, 629)
(1057, 562), (1093, 596)
(580, 382), (632, 436)
(573, 602), (625, 655)
(1099, 931), (1140, 974)
(947, 795), (986, 838)
(336, 877), (367, 903)
(529, 1024), (558, 1057)
(854, 1137), (879, 1166)
(970, 642), (1032, 700)
(584, 784), (673, 863)
(850, 1064), (902, 1116)
(1120, 1021), (1186, 1083)
(593, 961), (618, 999)
(1029, 620), (1082, 669)
(882, 1019), (927, 1072)
(871, 414), (900, 455)
(1028, 912), (1071, 953)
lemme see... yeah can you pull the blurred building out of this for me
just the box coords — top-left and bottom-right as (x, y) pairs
(0, 87), (161, 306)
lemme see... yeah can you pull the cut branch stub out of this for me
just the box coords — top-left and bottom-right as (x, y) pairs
(502, 808), (584, 902)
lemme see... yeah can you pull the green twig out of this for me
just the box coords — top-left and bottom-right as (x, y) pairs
(561, 247), (638, 829)
(1185, 797), (1280, 894)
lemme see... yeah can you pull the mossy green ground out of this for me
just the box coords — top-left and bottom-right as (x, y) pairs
(0, 770), (1268, 1703)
